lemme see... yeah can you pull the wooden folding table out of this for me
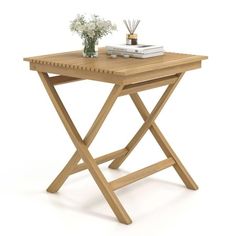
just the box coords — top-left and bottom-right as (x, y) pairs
(24, 49), (207, 224)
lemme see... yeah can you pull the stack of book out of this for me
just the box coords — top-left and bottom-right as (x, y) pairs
(106, 44), (164, 58)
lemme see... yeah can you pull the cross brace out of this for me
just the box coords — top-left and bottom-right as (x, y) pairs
(38, 72), (198, 224)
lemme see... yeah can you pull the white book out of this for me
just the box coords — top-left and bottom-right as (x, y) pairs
(106, 44), (164, 54)
(132, 51), (164, 58)
(107, 50), (164, 58)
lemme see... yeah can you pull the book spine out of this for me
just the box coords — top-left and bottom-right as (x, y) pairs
(134, 46), (164, 53)
(107, 50), (164, 58)
(106, 46), (164, 53)
(107, 49), (164, 55)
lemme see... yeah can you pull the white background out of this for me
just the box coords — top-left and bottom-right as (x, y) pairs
(0, 0), (235, 235)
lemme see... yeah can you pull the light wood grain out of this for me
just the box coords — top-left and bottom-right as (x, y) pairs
(120, 74), (178, 96)
(25, 49), (207, 224)
(130, 92), (198, 190)
(39, 72), (132, 224)
(109, 73), (183, 169)
(50, 75), (84, 85)
(83, 84), (124, 146)
(71, 148), (128, 174)
(122, 61), (201, 84)
(29, 61), (201, 85)
(25, 49), (207, 85)
(47, 151), (82, 193)
(24, 49), (207, 76)
(110, 158), (175, 190)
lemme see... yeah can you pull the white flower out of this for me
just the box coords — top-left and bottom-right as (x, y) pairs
(70, 14), (116, 40)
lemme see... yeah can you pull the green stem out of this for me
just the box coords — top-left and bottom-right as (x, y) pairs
(83, 38), (97, 57)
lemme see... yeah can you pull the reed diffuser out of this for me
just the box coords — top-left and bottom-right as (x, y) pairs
(123, 19), (140, 45)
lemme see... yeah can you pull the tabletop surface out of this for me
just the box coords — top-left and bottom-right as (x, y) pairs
(24, 49), (207, 77)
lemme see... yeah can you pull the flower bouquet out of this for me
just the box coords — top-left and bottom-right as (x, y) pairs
(70, 14), (116, 57)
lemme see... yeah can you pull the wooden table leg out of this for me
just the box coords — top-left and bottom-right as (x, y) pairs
(109, 72), (198, 190)
(83, 84), (124, 146)
(109, 73), (183, 169)
(47, 82), (124, 193)
(37, 70), (198, 224)
(47, 151), (82, 193)
(129, 93), (198, 190)
(38, 72), (132, 224)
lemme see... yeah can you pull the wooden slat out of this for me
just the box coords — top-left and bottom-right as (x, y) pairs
(115, 53), (207, 76)
(71, 148), (128, 174)
(122, 61), (201, 85)
(110, 158), (175, 190)
(120, 75), (177, 96)
(29, 60), (201, 85)
(24, 50), (207, 81)
(50, 75), (84, 85)
(30, 62), (124, 84)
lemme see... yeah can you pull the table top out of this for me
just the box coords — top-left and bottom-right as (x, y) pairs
(24, 48), (207, 85)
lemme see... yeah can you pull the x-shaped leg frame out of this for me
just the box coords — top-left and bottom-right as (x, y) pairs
(38, 72), (198, 225)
